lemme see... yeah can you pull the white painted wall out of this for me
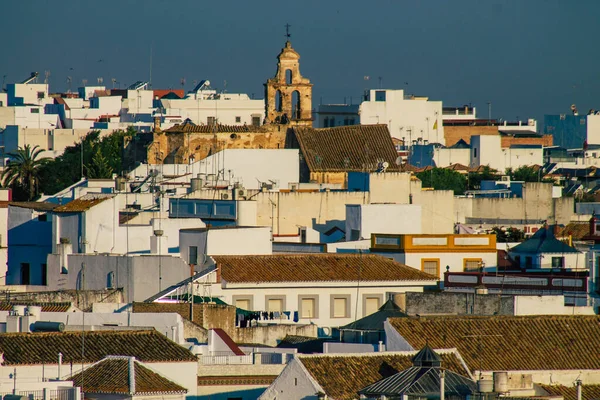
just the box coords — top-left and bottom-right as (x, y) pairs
(179, 227), (272, 262)
(587, 114), (600, 145)
(258, 357), (322, 400)
(200, 270), (435, 329)
(471, 135), (543, 171)
(191, 149), (300, 190)
(434, 147), (470, 167)
(359, 89), (444, 145)
(345, 204), (422, 241)
(160, 95), (264, 126)
(513, 296), (595, 316)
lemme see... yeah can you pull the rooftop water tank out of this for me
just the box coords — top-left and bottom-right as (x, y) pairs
(478, 378), (494, 393)
(494, 371), (509, 393)
(26, 305), (42, 317)
(12, 305), (26, 316)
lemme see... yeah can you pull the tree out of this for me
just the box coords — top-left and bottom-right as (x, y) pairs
(468, 165), (498, 190)
(506, 166), (541, 182)
(416, 168), (467, 195)
(2, 145), (49, 201)
(38, 129), (130, 195)
(491, 226), (525, 243)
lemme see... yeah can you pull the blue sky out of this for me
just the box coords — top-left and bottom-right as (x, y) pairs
(2, 0), (599, 125)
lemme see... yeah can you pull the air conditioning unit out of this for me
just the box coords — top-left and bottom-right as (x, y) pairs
(290, 184), (298, 192)
(237, 189), (248, 198)
(221, 193), (230, 200)
(501, 176), (510, 182)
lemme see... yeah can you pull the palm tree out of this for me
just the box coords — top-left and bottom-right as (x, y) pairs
(2, 145), (49, 200)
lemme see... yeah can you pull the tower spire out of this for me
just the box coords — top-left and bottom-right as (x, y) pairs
(285, 23), (291, 41)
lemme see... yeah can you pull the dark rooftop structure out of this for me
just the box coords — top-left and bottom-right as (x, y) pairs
(510, 226), (579, 254)
(340, 299), (408, 344)
(359, 346), (476, 399)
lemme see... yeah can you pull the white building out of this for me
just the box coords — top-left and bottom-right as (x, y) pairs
(189, 254), (438, 330)
(345, 204), (422, 241)
(470, 134), (543, 171)
(369, 232), (498, 280)
(360, 89), (444, 145)
(160, 80), (264, 127)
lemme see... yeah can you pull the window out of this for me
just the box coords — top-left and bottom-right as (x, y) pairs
(464, 258), (482, 272)
(188, 246), (198, 265)
(30, 108), (39, 114)
(265, 296), (285, 313)
(344, 118), (349, 126)
(233, 295), (253, 311)
(324, 118), (329, 128)
(473, 148), (478, 158)
(525, 256), (533, 268)
(107, 271), (115, 289)
(331, 295), (350, 318)
(375, 91), (386, 101)
(515, 255), (521, 266)
(37, 213), (47, 222)
(20, 263), (30, 285)
(285, 69), (293, 85)
(41, 264), (47, 286)
(37, 91), (45, 99)
(235, 116), (241, 123)
(421, 259), (440, 277)
(349, 118), (355, 125)
(236, 299), (250, 310)
(552, 256), (565, 268)
(252, 116), (261, 127)
(299, 295), (318, 319)
(364, 296), (380, 316)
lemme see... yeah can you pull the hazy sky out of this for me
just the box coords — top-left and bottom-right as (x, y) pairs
(2, 0), (599, 125)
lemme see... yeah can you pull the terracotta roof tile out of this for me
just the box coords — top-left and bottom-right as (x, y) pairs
(213, 254), (437, 283)
(9, 202), (58, 212)
(71, 357), (187, 395)
(388, 315), (600, 372)
(292, 124), (400, 172)
(300, 350), (470, 400)
(53, 194), (114, 213)
(0, 330), (197, 365)
(556, 222), (590, 241)
(164, 123), (265, 133)
(0, 301), (72, 312)
(540, 384), (600, 400)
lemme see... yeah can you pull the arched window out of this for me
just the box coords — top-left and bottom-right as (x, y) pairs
(292, 91), (300, 119)
(275, 90), (283, 112)
(285, 69), (292, 85)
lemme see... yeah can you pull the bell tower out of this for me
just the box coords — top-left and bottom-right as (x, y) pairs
(264, 33), (313, 126)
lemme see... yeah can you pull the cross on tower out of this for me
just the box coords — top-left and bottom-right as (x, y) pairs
(285, 23), (291, 40)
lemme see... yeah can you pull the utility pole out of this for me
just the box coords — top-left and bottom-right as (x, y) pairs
(487, 102), (492, 125)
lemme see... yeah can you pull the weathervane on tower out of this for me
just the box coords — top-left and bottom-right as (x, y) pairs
(285, 23), (291, 41)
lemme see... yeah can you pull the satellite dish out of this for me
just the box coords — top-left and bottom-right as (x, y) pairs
(395, 156), (403, 166)
(382, 162), (389, 169)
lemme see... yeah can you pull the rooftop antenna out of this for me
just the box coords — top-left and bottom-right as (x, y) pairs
(180, 78), (186, 91)
(66, 76), (72, 93)
(82, 79), (88, 87)
(149, 41), (154, 89)
(97, 77), (103, 85)
(285, 23), (291, 41)
(44, 70), (50, 85)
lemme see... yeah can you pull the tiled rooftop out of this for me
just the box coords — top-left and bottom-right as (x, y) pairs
(53, 194), (115, 213)
(556, 222), (590, 241)
(9, 201), (58, 212)
(0, 301), (73, 312)
(292, 124), (400, 172)
(197, 375), (278, 386)
(388, 315), (600, 372)
(0, 330), (197, 365)
(164, 123), (265, 133)
(540, 384), (600, 400)
(299, 351), (469, 400)
(213, 254), (437, 283)
(71, 357), (187, 395)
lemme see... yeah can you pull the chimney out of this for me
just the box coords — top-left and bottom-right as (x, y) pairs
(153, 116), (161, 132)
(57, 353), (63, 380)
(576, 379), (582, 400)
(378, 341), (385, 352)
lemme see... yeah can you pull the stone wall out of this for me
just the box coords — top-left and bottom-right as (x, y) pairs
(404, 292), (515, 316)
(0, 289), (124, 311)
(146, 126), (288, 164)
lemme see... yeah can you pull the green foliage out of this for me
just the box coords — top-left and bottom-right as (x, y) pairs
(416, 168), (467, 195)
(491, 226), (525, 243)
(1, 144), (49, 201)
(506, 166), (541, 182)
(37, 130), (129, 196)
(468, 165), (497, 190)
